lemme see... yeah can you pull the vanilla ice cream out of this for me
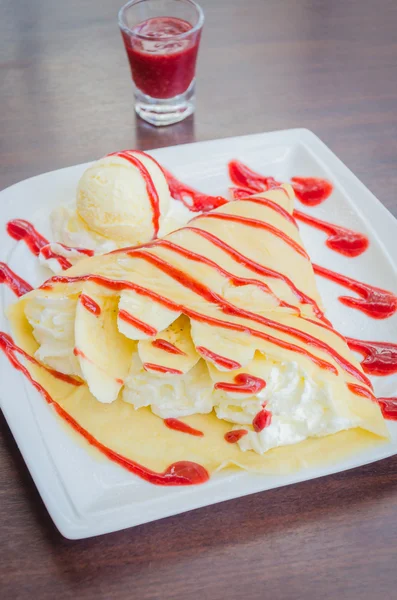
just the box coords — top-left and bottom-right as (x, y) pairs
(46, 151), (196, 273)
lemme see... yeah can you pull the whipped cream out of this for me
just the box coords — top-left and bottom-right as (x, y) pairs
(216, 360), (355, 453)
(24, 295), (80, 375)
(123, 356), (214, 418)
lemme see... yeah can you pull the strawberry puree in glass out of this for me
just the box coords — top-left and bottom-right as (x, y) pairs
(119, 0), (204, 126)
(122, 17), (201, 99)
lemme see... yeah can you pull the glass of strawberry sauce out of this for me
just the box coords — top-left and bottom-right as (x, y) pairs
(118, 0), (204, 126)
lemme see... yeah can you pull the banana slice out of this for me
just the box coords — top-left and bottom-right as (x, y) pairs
(74, 290), (136, 403)
(117, 289), (180, 340)
(190, 320), (255, 371)
(138, 314), (200, 374)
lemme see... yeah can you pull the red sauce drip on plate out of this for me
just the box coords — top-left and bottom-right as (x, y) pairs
(39, 245), (72, 269)
(6, 220), (72, 270)
(151, 338), (186, 355)
(253, 409), (272, 432)
(109, 151), (161, 238)
(215, 373), (266, 394)
(378, 397), (397, 421)
(346, 337), (397, 376)
(0, 332), (208, 486)
(7, 219), (49, 255)
(0, 332), (82, 388)
(58, 243), (95, 257)
(143, 363), (183, 375)
(290, 177), (333, 206)
(80, 294), (101, 316)
(294, 210), (369, 257)
(224, 429), (248, 443)
(228, 160), (280, 191)
(0, 262), (33, 297)
(228, 161), (333, 206)
(229, 185), (258, 200)
(118, 309), (157, 336)
(313, 264), (397, 319)
(164, 418), (204, 437)
(163, 168), (228, 212)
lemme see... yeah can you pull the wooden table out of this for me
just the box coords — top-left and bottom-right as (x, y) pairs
(1, 0), (397, 597)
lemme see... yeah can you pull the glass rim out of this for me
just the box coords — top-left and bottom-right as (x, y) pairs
(118, 0), (205, 41)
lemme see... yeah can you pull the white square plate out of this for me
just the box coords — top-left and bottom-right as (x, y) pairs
(1, 128), (397, 539)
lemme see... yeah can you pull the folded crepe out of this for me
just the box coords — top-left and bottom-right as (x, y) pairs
(8, 184), (388, 478)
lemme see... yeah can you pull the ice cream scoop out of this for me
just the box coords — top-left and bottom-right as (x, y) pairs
(76, 150), (171, 246)
(46, 151), (196, 273)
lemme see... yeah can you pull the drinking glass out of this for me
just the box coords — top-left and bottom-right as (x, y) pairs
(119, 0), (204, 126)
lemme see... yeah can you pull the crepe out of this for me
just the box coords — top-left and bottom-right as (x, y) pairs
(8, 184), (388, 480)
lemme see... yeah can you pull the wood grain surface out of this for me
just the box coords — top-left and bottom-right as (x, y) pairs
(1, 0), (397, 598)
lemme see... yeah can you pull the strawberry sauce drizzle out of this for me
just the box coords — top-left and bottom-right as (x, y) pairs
(118, 309), (157, 336)
(294, 210), (369, 257)
(164, 418), (204, 437)
(152, 339), (186, 355)
(0, 332), (82, 388)
(346, 337), (397, 376)
(110, 151), (161, 237)
(149, 239), (299, 314)
(215, 374), (266, 394)
(184, 226), (327, 321)
(42, 270), (345, 378)
(143, 363), (183, 375)
(163, 168), (228, 212)
(129, 248), (369, 383)
(196, 346), (241, 370)
(224, 429), (248, 443)
(0, 262), (33, 296)
(6, 219), (72, 270)
(230, 183), (367, 258)
(200, 213), (310, 259)
(313, 264), (397, 319)
(253, 409), (272, 432)
(0, 331), (208, 485)
(378, 398), (397, 420)
(79, 294), (101, 316)
(228, 160), (333, 206)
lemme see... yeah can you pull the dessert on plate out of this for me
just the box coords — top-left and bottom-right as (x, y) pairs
(7, 166), (388, 484)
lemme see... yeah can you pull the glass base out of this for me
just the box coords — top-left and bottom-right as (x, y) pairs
(134, 80), (195, 126)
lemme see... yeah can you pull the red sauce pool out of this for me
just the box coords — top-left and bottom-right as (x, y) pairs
(121, 17), (201, 99)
